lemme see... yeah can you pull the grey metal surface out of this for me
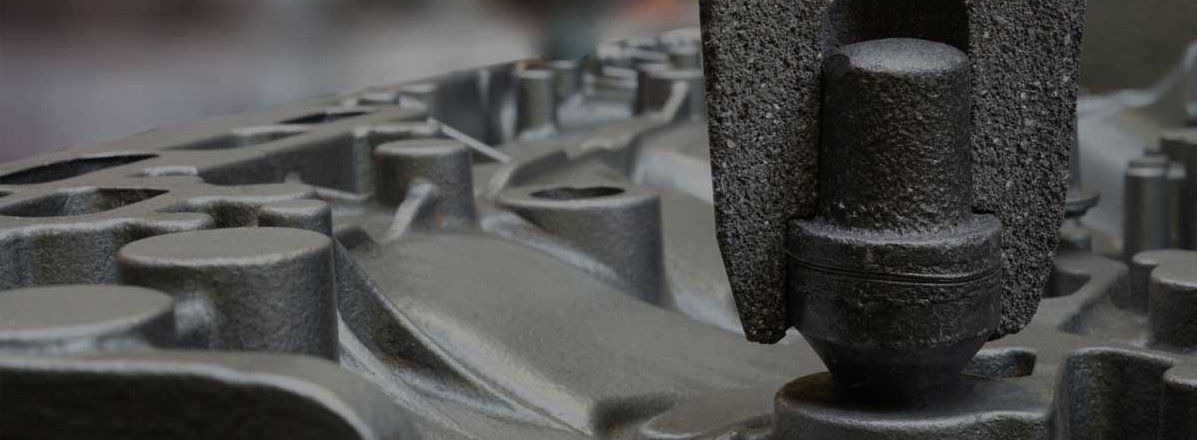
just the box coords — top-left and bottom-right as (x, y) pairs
(699, 0), (1087, 342)
(1, 27), (1196, 440)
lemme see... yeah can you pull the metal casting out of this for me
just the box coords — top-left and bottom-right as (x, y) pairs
(2, 27), (1197, 440)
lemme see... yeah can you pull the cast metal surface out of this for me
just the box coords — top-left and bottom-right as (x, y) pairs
(1160, 129), (1197, 249)
(699, 0), (1088, 343)
(2, 27), (1197, 440)
(789, 38), (1003, 401)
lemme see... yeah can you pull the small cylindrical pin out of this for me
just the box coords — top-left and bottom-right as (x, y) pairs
(1124, 154), (1174, 259)
(258, 199), (333, 237)
(1160, 129), (1197, 249)
(547, 60), (582, 100)
(1150, 261), (1197, 351)
(515, 68), (558, 138)
(634, 62), (671, 114)
(668, 45), (700, 69)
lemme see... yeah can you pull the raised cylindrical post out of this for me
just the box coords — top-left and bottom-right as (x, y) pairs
(498, 184), (664, 303)
(374, 139), (476, 227)
(642, 68), (705, 120)
(1130, 250), (1196, 313)
(1168, 159), (1187, 247)
(1160, 129), (1197, 249)
(633, 62), (671, 114)
(117, 227), (337, 359)
(258, 199), (333, 237)
(515, 68), (558, 138)
(788, 38), (1003, 402)
(814, 40), (970, 228)
(397, 82), (441, 116)
(668, 45), (700, 69)
(1150, 259), (1197, 351)
(547, 60), (582, 100)
(1123, 155), (1175, 260)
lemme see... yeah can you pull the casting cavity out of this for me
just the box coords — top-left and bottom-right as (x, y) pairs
(787, 38), (1003, 402)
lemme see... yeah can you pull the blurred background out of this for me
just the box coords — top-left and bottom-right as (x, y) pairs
(1, 0), (1195, 240)
(0, 0), (696, 161)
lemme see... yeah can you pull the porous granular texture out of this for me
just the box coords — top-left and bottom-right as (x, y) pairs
(700, 0), (1086, 342)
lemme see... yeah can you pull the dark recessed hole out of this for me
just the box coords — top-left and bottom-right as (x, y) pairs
(0, 154), (157, 185)
(0, 188), (168, 218)
(281, 108), (371, 124)
(172, 125), (309, 151)
(530, 186), (625, 201)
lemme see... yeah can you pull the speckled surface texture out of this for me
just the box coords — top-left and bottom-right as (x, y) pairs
(700, 0), (1087, 342)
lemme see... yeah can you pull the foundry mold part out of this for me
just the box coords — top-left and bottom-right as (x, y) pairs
(788, 38), (1003, 400)
(6, 27), (1197, 440)
(700, 0), (1088, 342)
(373, 138), (478, 229)
(498, 183), (665, 303)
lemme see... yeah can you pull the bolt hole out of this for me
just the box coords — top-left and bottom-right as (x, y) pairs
(530, 186), (624, 201)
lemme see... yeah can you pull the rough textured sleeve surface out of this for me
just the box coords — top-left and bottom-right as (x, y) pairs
(700, 0), (823, 343)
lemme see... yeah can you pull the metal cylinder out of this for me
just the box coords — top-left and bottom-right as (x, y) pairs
(633, 62), (671, 114)
(257, 199), (333, 237)
(117, 227), (337, 359)
(668, 45), (701, 69)
(1168, 160), (1187, 247)
(373, 139), (476, 227)
(396, 82), (441, 116)
(498, 184), (663, 303)
(1149, 261), (1197, 351)
(815, 39), (971, 229)
(547, 60), (581, 100)
(1123, 155), (1174, 259)
(789, 38), (1003, 402)
(1163, 365), (1197, 439)
(515, 68), (558, 138)
(1130, 250), (1196, 313)
(1160, 129), (1197, 249)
